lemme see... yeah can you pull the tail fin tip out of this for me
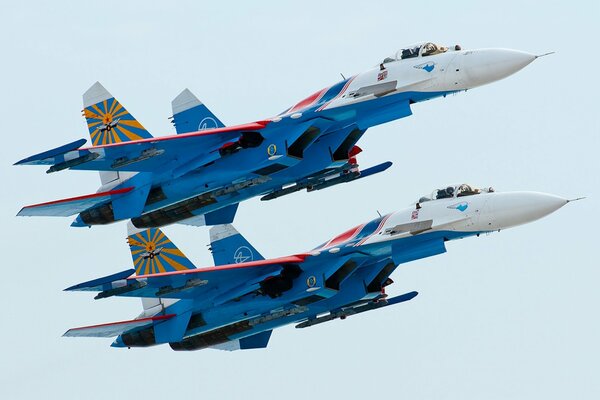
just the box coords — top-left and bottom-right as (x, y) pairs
(83, 81), (112, 108)
(172, 88), (202, 114)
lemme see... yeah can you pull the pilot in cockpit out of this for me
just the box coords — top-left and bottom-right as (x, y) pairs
(401, 47), (420, 59)
(421, 42), (448, 57)
(436, 186), (455, 199)
(416, 184), (491, 209)
(456, 184), (480, 197)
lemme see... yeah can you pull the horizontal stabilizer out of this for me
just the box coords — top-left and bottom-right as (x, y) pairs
(65, 269), (135, 292)
(63, 314), (174, 338)
(17, 187), (134, 217)
(14, 138), (87, 166)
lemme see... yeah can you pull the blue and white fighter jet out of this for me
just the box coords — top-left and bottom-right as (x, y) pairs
(16, 43), (543, 228)
(64, 184), (573, 351)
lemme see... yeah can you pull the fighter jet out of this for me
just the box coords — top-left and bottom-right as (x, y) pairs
(63, 184), (574, 351)
(16, 43), (544, 228)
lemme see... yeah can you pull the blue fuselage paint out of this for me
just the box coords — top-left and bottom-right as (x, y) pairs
(94, 88), (455, 227)
(113, 227), (484, 347)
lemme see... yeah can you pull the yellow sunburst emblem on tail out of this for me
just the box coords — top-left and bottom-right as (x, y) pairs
(81, 82), (153, 146)
(127, 228), (196, 275)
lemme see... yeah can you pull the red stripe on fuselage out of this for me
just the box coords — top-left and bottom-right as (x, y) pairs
(286, 88), (328, 114)
(322, 223), (365, 249)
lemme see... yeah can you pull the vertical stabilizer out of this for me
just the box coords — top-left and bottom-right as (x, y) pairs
(171, 88), (225, 134)
(82, 82), (152, 185)
(209, 224), (265, 266)
(127, 222), (196, 276)
(83, 82), (153, 145)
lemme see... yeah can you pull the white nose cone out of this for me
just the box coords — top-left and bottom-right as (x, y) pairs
(486, 192), (568, 230)
(463, 49), (536, 87)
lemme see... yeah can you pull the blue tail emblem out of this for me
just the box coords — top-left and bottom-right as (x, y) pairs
(209, 224), (265, 266)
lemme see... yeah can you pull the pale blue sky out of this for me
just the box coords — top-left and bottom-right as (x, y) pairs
(1, 1), (598, 399)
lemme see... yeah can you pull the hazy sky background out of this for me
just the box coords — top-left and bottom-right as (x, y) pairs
(1, 1), (598, 399)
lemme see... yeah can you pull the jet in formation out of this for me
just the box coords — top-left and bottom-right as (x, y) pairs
(16, 42), (544, 228)
(64, 184), (573, 351)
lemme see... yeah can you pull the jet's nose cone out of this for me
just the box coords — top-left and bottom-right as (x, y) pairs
(486, 191), (568, 230)
(463, 49), (536, 87)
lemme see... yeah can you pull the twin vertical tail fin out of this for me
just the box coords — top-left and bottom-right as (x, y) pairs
(127, 223), (196, 314)
(127, 222), (196, 276)
(209, 224), (265, 266)
(82, 82), (153, 145)
(82, 82), (154, 185)
(171, 89), (225, 134)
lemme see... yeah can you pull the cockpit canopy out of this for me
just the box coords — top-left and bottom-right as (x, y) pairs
(382, 42), (450, 64)
(417, 184), (494, 203)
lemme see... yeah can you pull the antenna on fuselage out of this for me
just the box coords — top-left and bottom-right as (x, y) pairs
(376, 210), (382, 217)
(340, 73), (346, 80)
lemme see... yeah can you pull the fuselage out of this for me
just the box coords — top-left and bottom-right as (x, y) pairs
(77, 44), (538, 228)
(114, 187), (567, 349)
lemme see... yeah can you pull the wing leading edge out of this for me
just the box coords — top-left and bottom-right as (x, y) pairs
(17, 187), (134, 217)
(63, 314), (175, 338)
(15, 120), (270, 173)
(65, 255), (309, 300)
